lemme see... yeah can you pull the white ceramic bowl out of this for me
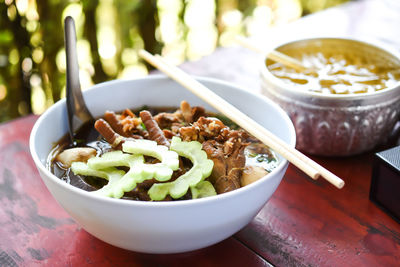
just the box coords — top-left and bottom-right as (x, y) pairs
(30, 75), (296, 253)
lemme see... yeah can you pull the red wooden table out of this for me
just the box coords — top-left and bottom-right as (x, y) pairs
(1, 0), (400, 266)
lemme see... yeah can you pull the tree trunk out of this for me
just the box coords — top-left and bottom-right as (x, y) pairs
(138, 0), (160, 71)
(0, 3), (32, 120)
(83, 0), (108, 84)
(36, 0), (67, 103)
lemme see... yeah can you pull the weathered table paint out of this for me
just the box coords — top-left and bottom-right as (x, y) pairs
(2, 0), (400, 265)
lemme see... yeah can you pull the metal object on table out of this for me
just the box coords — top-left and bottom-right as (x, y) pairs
(64, 16), (96, 145)
(260, 38), (400, 156)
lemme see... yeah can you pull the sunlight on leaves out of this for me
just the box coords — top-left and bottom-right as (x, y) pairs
(0, 0), (350, 122)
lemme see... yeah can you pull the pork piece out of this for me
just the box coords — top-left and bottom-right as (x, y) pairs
(56, 147), (97, 168)
(202, 135), (247, 194)
(180, 116), (248, 193)
(179, 117), (232, 142)
(104, 110), (144, 138)
(154, 111), (183, 129)
(104, 111), (130, 137)
(120, 109), (149, 138)
(241, 165), (268, 187)
(121, 108), (135, 118)
(162, 129), (176, 139)
(180, 101), (206, 123)
(94, 119), (137, 149)
(95, 119), (124, 148)
(154, 101), (207, 129)
(180, 101), (193, 123)
(139, 110), (170, 147)
(192, 107), (206, 121)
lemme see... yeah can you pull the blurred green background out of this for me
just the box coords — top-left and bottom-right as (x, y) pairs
(0, 0), (349, 123)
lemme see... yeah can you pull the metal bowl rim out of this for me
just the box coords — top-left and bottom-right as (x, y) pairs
(260, 37), (400, 101)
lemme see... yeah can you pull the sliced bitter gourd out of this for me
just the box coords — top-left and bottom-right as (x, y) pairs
(148, 137), (214, 200)
(71, 140), (179, 198)
(122, 139), (179, 180)
(70, 162), (125, 197)
(191, 180), (217, 199)
(71, 138), (215, 200)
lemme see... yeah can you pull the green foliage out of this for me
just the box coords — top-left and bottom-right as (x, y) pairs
(0, 30), (13, 44)
(0, 0), (349, 123)
(300, 0), (349, 15)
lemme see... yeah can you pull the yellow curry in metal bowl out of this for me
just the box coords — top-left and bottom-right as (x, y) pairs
(266, 39), (400, 95)
(261, 38), (400, 156)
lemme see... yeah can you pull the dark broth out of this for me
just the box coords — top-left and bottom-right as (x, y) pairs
(48, 106), (278, 201)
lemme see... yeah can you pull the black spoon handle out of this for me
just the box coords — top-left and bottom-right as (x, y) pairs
(64, 16), (93, 141)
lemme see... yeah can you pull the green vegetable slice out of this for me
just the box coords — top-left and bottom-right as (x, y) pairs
(71, 140), (180, 198)
(71, 138), (215, 200)
(70, 162), (125, 197)
(122, 139), (179, 178)
(148, 137), (214, 200)
(191, 181), (217, 199)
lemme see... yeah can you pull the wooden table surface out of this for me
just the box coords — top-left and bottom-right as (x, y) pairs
(1, 0), (400, 266)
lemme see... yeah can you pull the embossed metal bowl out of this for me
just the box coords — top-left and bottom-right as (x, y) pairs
(260, 37), (400, 156)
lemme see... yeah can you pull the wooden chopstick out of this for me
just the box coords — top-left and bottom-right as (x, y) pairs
(235, 36), (308, 72)
(138, 49), (345, 189)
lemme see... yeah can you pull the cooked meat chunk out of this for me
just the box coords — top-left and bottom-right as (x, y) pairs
(94, 119), (138, 149)
(179, 116), (243, 143)
(162, 129), (176, 139)
(56, 147), (97, 168)
(191, 106), (206, 122)
(180, 100), (193, 123)
(180, 116), (248, 194)
(154, 101), (207, 129)
(241, 165), (268, 186)
(140, 110), (170, 146)
(104, 109), (143, 138)
(180, 101), (207, 123)
(104, 111), (130, 137)
(154, 111), (183, 129)
(95, 119), (125, 148)
(202, 138), (246, 194)
(121, 108), (135, 118)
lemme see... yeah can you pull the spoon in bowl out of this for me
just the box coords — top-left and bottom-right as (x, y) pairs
(64, 16), (98, 146)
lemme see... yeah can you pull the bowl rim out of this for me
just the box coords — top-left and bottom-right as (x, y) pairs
(260, 36), (400, 100)
(30, 75), (296, 208)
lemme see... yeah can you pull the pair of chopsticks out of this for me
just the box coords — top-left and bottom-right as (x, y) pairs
(235, 36), (308, 72)
(138, 49), (345, 189)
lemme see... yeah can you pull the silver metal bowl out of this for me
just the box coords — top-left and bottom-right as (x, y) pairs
(260, 38), (400, 156)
